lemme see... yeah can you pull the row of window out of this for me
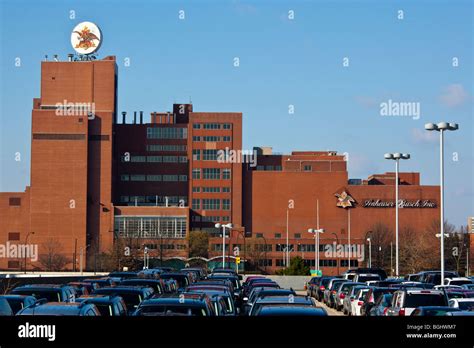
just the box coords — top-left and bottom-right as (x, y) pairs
(121, 155), (188, 163)
(191, 215), (231, 222)
(192, 123), (232, 130)
(147, 127), (188, 139)
(121, 174), (188, 182)
(255, 165), (283, 171)
(192, 168), (231, 180)
(146, 144), (187, 152)
(192, 199), (231, 210)
(192, 149), (221, 161)
(120, 196), (187, 205)
(192, 136), (231, 142)
(192, 186), (231, 193)
(143, 243), (187, 250)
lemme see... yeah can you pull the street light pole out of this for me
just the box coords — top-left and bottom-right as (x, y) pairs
(385, 152), (410, 277)
(425, 122), (459, 285)
(367, 238), (372, 268)
(257, 234), (268, 274)
(308, 228), (324, 273)
(286, 209), (289, 267)
(331, 232), (340, 275)
(24, 232), (35, 273)
(215, 223), (233, 268)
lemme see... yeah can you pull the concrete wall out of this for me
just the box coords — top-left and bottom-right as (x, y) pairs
(243, 275), (311, 291)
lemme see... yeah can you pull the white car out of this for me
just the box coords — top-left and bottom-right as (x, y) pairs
(434, 285), (462, 290)
(449, 298), (474, 311)
(387, 289), (447, 316)
(351, 288), (371, 316)
(444, 277), (474, 287)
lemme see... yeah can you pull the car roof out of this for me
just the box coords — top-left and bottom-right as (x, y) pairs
(257, 305), (326, 315)
(14, 284), (70, 289)
(94, 286), (151, 292)
(19, 302), (93, 314)
(255, 296), (313, 304)
(0, 294), (35, 300)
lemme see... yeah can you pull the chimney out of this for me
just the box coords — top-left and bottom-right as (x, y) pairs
(122, 111), (127, 124)
(133, 111), (137, 124)
(53, 54), (59, 62)
(44, 55), (48, 61)
(140, 111), (143, 124)
(68, 54), (73, 62)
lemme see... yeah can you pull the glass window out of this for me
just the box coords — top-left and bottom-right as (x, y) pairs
(163, 175), (178, 182)
(223, 199), (231, 210)
(179, 175), (188, 182)
(147, 156), (162, 162)
(223, 169), (231, 180)
(131, 156), (146, 162)
(202, 199), (220, 210)
(192, 199), (200, 210)
(203, 168), (220, 180)
(223, 187), (231, 193)
(147, 175), (162, 181)
(304, 165), (312, 171)
(192, 187), (200, 193)
(192, 169), (201, 179)
(193, 123), (201, 129)
(147, 127), (187, 139)
(192, 149), (200, 161)
(203, 149), (218, 161)
(121, 174), (129, 181)
(131, 175), (146, 181)
(223, 136), (231, 142)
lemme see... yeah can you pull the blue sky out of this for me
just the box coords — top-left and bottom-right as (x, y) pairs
(0, 0), (472, 226)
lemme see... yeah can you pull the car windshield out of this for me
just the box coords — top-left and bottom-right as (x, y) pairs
(95, 304), (114, 316)
(14, 290), (61, 302)
(457, 301), (474, 311)
(140, 305), (207, 316)
(405, 293), (446, 307)
(424, 309), (456, 316)
(358, 276), (380, 282)
(6, 299), (24, 314)
(451, 280), (473, 286)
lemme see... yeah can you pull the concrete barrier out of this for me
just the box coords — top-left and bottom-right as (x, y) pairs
(242, 275), (311, 291)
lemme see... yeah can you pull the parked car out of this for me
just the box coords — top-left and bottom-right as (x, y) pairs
(244, 288), (295, 315)
(159, 273), (191, 292)
(186, 290), (236, 316)
(82, 278), (117, 288)
(11, 284), (77, 303)
(17, 301), (101, 316)
(120, 278), (164, 295)
(207, 274), (242, 298)
(306, 277), (321, 297)
(68, 282), (99, 296)
(444, 277), (473, 286)
(335, 282), (366, 311)
(387, 289), (448, 316)
(133, 293), (214, 316)
(92, 286), (154, 315)
(249, 295), (315, 316)
(254, 305), (327, 316)
(181, 267), (207, 280)
(369, 293), (393, 316)
(323, 278), (347, 307)
(314, 277), (335, 302)
(76, 295), (128, 316)
(342, 285), (369, 315)
(361, 287), (396, 316)
(445, 289), (474, 299)
(420, 271), (459, 285)
(353, 274), (381, 283)
(108, 271), (139, 281)
(0, 297), (14, 316)
(448, 298), (474, 311)
(462, 284), (474, 290)
(351, 287), (371, 316)
(0, 295), (36, 315)
(411, 306), (461, 316)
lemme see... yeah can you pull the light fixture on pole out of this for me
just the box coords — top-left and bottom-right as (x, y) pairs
(384, 152), (410, 277)
(366, 237), (372, 268)
(216, 223), (233, 268)
(308, 228), (324, 273)
(425, 121), (459, 285)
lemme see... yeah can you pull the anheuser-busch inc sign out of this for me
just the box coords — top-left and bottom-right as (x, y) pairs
(363, 199), (437, 208)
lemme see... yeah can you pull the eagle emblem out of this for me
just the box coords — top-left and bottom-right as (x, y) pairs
(73, 25), (100, 50)
(335, 191), (355, 208)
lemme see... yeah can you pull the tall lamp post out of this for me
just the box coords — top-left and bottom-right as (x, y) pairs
(24, 232), (35, 273)
(384, 152), (410, 277)
(425, 122), (459, 285)
(308, 228), (324, 273)
(366, 238), (372, 268)
(331, 232), (340, 275)
(215, 223), (233, 268)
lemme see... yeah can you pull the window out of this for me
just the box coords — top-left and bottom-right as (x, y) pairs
(222, 216), (230, 222)
(222, 169), (231, 180)
(131, 175), (146, 181)
(256, 233), (263, 238)
(202, 216), (220, 222)
(9, 197), (21, 206)
(192, 149), (200, 161)
(131, 156), (146, 162)
(257, 166), (264, 170)
(147, 156), (162, 162)
(147, 175), (162, 181)
(203, 136), (220, 142)
(304, 165), (312, 171)
(192, 187), (201, 193)
(203, 168), (220, 180)
(275, 166), (282, 171)
(294, 233), (301, 239)
(203, 149), (218, 161)
(121, 174), (130, 181)
(193, 123), (201, 129)
(179, 175), (188, 182)
(8, 232), (20, 241)
(162, 156), (178, 163)
(8, 261), (20, 269)
(223, 187), (231, 193)
(203, 187), (220, 193)
(223, 199), (231, 210)
(115, 216), (187, 239)
(203, 123), (220, 129)
(223, 136), (231, 142)
(163, 175), (178, 182)
(192, 169), (201, 179)
(223, 124), (232, 129)
(179, 156), (188, 163)
(202, 199), (220, 210)
(193, 136), (201, 142)
(275, 233), (281, 238)
(266, 165), (274, 171)
(147, 127), (187, 139)
(146, 144), (187, 152)
(192, 199), (200, 210)
(276, 259), (285, 267)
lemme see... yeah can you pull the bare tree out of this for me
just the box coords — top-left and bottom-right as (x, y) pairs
(38, 239), (70, 271)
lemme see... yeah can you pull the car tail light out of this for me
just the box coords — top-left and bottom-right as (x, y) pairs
(332, 290), (336, 294)
(358, 301), (363, 306)
(339, 293), (345, 299)
(350, 298), (354, 302)
(383, 307), (389, 315)
(399, 308), (405, 316)
(320, 286), (325, 290)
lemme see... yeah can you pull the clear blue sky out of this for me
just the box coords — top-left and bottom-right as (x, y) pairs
(0, 0), (472, 227)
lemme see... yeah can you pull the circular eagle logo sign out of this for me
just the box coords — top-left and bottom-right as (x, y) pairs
(70, 22), (102, 55)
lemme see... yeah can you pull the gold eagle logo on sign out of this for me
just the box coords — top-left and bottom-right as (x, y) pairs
(335, 191), (356, 208)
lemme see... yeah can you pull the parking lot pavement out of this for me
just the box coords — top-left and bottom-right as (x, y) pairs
(296, 291), (343, 316)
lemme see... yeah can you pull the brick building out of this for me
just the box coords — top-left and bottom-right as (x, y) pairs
(0, 56), (444, 275)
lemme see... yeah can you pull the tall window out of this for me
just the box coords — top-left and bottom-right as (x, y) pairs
(203, 149), (218, 161)
(223, 199), (231, 210)
(203, 168), (220, 180)
(202, 199), (220, 210)
(192, 169), (201, 179)
(192, 149), (200, 161)
(192, 199), (200, 209)
(222, 168), (231, 180)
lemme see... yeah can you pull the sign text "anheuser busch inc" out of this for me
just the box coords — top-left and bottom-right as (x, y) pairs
(363, 199), (437, 208)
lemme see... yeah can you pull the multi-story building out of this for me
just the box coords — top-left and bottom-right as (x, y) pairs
(0, 55), (442, 275)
